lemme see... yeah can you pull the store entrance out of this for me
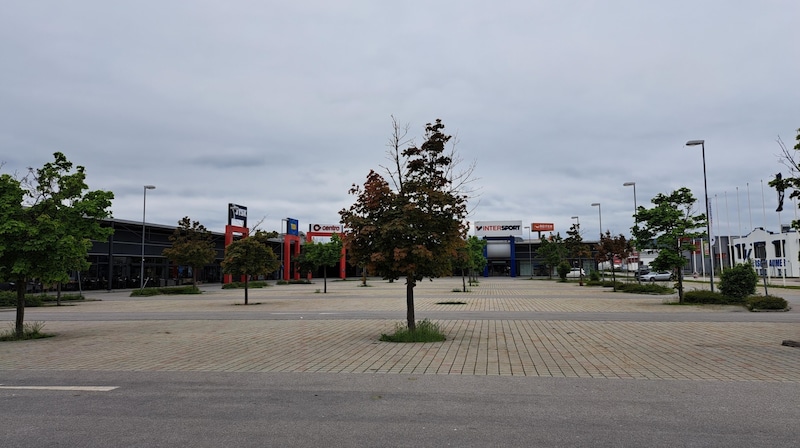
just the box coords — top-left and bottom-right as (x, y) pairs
(488, 261), (510, 276)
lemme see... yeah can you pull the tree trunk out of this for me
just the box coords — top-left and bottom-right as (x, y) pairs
(57, 282), (62, 306)
(406, 276), (416, 331)
(462, 268), (466, 292)
(244, 274), (249, 305)
(15, 281), (26, 339)
(611, 266), (617, 291)
(323, 269), (328, 293)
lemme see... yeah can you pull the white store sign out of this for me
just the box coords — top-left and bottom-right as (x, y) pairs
(474, 220), (523, 237)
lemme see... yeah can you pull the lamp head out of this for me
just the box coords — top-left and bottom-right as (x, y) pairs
(623, 182), (635, 187)
(685, 140), (704, 146)
(144, 185), (156, 190)
(591, 203), (600, 207)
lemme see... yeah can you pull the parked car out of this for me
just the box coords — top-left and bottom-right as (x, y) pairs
(640, 271), (673, 282)
(565, 268), (585, 278)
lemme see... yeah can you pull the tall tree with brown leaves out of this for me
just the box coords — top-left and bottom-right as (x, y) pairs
(340, 119), (470, 331)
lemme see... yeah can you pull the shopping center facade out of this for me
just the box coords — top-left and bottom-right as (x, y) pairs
(75, 215), (800, 290)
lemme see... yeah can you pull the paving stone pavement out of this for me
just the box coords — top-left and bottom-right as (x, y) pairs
(1, 277), (798, 381)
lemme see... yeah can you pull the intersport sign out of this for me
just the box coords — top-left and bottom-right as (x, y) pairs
(474, 220), (523, 237)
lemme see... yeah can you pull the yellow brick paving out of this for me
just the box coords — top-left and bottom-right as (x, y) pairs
(1, 277), (798, 381)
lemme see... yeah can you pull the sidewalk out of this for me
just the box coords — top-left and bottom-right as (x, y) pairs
(1, 277), (798, 381)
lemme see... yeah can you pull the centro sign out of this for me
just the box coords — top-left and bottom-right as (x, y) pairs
(474, 220), (523, 237)
(311, 224), (342, 233)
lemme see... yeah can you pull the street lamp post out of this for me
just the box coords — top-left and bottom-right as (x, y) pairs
(141, 185), (156, 289)
(524, 226), (532, 278)
(686, 139), (715, 292)
(623, 182), (638, 278)
(591, 203), (603, 280)
(623, 182), (638, 224)
(591, 203), (602, 238)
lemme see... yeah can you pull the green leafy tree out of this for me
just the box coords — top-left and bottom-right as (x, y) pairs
(292, 250), (316, 278)
(466, 235), (487, 284)
(162, 216), (217, 287)
(537, 233), (566, 279)
(454, 235), (487, 291)
(0, 153), (113, 338)
(719, 261), (758, 300)
(340, 118), (470, 331)
(221, 231), (279, 305)
(632, 187), (706, 302)
(770, 127), (800, 229)
(300, 234), (344, 293)
(596, 231), (633, 290)
(564, 222), (590, 282)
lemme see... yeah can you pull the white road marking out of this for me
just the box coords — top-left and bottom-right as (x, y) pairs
(0, 386), (118, 392)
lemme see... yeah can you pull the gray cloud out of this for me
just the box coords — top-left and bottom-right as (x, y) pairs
(1, 0), (799, 239)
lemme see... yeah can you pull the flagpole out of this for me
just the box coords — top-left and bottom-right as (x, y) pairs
(725, 191), (732, 269)
(761, 180), (767, 230)
(747, 182), (753, 231)
(761, 180), (770, 284)
(700, 239), (706, 278)
(736, 186), (742, 265)
(715, 194), (723, 273)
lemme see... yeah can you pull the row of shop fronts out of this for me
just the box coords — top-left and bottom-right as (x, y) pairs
(474, 220), (800, 279)
(73, 218), (800, 291)
(78, 219), (355, 291)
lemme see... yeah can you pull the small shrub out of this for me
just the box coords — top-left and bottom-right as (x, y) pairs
(0, 293), (54, 307)
(40, 293), (84, 303)
(130, 288), (161, 297)
(746, 295), (788, 311)
(130, 286), (200, 297)
(223, 281), (269, 289)
(159, 286), (200, 295)
(586, 280), (623, 289)
(0, 291), (15, 307)
(556, 262), (571, 281)
(618, 283), (674, 294)
(719, 262), (758, 299)
(380, 319), (446, 343)
(0, 321), (52, 341)
(277, 279), (312, 285)
(682, 289), (745, 305)
(589, 271), (600, 281)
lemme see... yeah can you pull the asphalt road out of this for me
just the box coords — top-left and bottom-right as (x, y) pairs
(2, 278), (798, 447)
(2, 371), (798, 448)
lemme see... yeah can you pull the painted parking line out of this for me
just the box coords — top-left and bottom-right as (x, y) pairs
(0, 386), (118, 392)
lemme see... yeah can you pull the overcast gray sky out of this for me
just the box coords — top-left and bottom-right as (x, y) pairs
(2, 1), (799, 240)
